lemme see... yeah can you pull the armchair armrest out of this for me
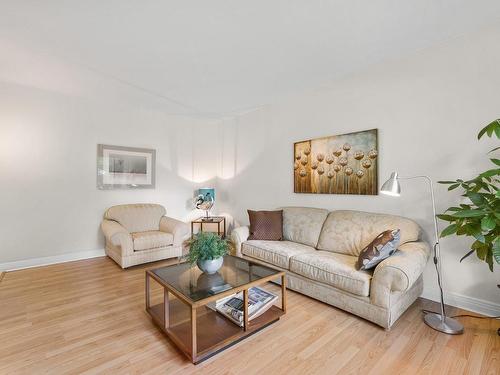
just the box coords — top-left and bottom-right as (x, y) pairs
(231, 226), (250, 256)
(101, 219), (133, 255)
(160, 216), (189, 246)
(370, 241), (430, 308)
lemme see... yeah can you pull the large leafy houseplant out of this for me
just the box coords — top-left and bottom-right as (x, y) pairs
(438, 119), (500, 271)
(184, 231), (232, 265)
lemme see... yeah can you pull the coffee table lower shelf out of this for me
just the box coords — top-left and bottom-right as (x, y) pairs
(147, 300), (284, 364)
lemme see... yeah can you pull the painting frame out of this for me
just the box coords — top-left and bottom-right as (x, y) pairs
(97, 144), (156, 190)
(293, 129), (378, 195)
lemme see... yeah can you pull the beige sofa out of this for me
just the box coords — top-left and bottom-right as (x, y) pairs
(101, 204), (189, 268)
(231, 207), (430, 329)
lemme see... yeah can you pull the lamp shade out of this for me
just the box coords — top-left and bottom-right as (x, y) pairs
(195, 188), (215, 221)
(198, 188), (215, 202)
(380, 172), (401, 196)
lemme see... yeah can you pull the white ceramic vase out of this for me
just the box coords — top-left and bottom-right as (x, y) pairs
(197, 257), (224, 274)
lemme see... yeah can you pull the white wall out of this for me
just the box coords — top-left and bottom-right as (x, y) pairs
(216, 24), (500, 312)
(0, 81), (217, 266)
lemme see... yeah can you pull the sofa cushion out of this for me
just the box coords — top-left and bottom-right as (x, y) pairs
(132, 231), (173, 251)
(242, 240), (316, 269)
(280, 207), (329, 248)
(290, 251), (372, 297)
(356, 229), (401, 270)
(317, 210), (421, 256)
(247, 210), (283, 240)
(104, 204), (166, 233)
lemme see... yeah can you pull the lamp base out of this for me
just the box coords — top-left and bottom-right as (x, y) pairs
(424, 313), (464, 335)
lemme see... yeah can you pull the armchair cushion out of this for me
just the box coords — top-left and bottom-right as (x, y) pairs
(159, 216), (189, 246)
(132, 231), (173, 251)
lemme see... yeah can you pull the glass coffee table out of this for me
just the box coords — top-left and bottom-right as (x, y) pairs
(145, 255), (286, 364)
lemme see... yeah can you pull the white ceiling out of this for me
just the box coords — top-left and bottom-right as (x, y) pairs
(2, 1), (500, 117)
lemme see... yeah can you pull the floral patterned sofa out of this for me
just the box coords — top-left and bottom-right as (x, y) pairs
(231, 207), (430, 329)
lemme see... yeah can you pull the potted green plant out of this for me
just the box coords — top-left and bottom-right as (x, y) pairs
(438, 119), (499, 271)
(184, 232), (233, 274)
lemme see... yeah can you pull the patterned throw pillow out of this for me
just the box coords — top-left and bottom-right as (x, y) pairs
(355, 229), (401, 271)
(247, 210), (283, 241)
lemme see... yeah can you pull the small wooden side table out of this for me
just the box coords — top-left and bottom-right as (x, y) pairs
(191, 216), (226, 238)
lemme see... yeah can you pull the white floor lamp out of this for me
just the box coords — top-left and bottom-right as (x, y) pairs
(380, 171), (464, 335)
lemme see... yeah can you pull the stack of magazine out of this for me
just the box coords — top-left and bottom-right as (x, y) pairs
(208, 287), (278, 327)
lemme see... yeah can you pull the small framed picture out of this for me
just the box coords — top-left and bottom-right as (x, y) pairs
(97, 144), (156, 189)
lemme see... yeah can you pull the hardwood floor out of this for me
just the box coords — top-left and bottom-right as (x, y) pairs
(0, 257), (498, 374)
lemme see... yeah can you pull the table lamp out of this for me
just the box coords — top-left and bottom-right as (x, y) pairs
(380, 172), (464, 335)
(195, 188), (215, 221)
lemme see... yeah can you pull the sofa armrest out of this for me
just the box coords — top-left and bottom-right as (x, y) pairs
(160, 216), (190, 246)
(370, 241), (430, 308)
(231, 226), (250, 256)
(101, 219), (134, 255)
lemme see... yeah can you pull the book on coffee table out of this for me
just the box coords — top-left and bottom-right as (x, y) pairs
(208, 286), (278, 327)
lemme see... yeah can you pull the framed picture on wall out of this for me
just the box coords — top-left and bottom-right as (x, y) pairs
(294, 129), (378, 195)
(97, 144), (156, 189)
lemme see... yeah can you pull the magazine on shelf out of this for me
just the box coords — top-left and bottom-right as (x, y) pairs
(207, 286), (278, 327)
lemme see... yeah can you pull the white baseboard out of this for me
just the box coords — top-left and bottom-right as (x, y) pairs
(421, 289), (500, 317)
(0, 249), (106, 272)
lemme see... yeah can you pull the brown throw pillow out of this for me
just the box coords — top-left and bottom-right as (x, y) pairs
(355, 229), (401, 271)
(247, 210), (283, 241)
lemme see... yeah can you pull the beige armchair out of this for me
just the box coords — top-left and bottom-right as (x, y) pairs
(101, 204), (189, 268)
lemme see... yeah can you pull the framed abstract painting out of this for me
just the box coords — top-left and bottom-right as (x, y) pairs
(97, 144), (156, 189)
(294, 129), (378, 195)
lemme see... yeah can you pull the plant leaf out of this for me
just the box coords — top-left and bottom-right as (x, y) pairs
(440, 224), (458, 237)
(478, 119), (500, 139)
(436, 214), (455, 221)
(468, 224), (486, 243)
(476, 244), (488, 260)
(481, 215), (496, 231)
(473, 232), (486, 244)
(451, 209), (486, 218)
(459, 249), (475, 263)
(493, 239), (500, 265)
(491, 159), (500, 167)
(480, 168), (500, 178)
(486, 248), (494, 272)
(466, 192), (485, 206)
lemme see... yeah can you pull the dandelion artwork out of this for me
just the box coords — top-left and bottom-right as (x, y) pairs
(294, 129), (378, 195)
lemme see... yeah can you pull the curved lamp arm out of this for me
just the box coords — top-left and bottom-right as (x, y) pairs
(381, 173), (445, 318)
